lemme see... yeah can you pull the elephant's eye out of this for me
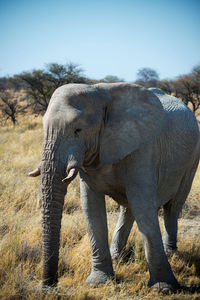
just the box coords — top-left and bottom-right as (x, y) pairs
(74, 128), (82, 137)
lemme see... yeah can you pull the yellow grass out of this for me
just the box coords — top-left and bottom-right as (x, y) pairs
(0, 115), (200, 299)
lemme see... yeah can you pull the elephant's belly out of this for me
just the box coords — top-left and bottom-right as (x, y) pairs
(157, 170), (185, 207)
(80, 167), (128, 206)
(106, 189), (129, 207)
(90, 176), (128, 206)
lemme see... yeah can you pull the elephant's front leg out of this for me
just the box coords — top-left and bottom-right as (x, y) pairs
(110, 206), (134, 261)
(80, 178), (114, 286)
(126, 186), (179, 292)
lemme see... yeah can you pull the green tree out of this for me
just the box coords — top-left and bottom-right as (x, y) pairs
(12, 69), (52, 113)
(46, 62), (86, 87)
(12, 63), (86, 113)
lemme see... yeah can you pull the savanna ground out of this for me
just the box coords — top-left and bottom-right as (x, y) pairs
(0, 115), (200, 300)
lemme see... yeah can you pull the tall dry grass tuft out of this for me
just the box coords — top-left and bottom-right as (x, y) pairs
(0, 115), (200, 299)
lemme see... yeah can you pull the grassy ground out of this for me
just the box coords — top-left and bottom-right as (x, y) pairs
(0, 115), (200, 299)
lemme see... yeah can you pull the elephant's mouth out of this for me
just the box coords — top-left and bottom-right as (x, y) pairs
(62, 167), (78, 184)
(83, 148), (99, 168)
(29, 164), (79, 185)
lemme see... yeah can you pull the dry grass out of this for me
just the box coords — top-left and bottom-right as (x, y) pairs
(0, 115), (200, 299)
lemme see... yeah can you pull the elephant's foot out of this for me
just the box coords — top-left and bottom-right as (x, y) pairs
(148, 270), (180, 294)
(163, 239), (177, 255)
(110, 243), (121, 260)
(86, 266), (114, 287)
(164, 247), (177, 257)
(151, 281), (180, 294)
(42, 277), (58, 288)
(110, 250), (120, 262)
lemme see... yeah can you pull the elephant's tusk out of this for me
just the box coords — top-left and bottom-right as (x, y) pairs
(28, 168), (41, 177)
(62, 167), (78, 184)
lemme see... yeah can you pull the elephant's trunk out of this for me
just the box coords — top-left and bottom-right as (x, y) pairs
(41, 158), (67, 286)
(41, 137), (82, 286)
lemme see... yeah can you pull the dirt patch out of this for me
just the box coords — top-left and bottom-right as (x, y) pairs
(179, 217), (200, 240)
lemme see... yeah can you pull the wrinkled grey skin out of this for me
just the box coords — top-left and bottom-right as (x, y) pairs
(29, 83), (200, 292)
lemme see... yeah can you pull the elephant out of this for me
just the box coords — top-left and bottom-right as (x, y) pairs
(29, 83), (200, 293)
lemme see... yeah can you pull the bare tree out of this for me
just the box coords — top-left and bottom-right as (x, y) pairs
(103, 75), (124, 83)
(135, 67), (159, 88)
(0, 89), (27, 125)
(158, 80), (174, 95)
(175, 68), (200, 112)
(158, 65), (200, 113)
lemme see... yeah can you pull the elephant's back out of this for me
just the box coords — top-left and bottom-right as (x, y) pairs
(152, 91), (199, 205)
(149, 88), (199, 152)
(161, 94), (199, 152)
(149, 89), (199, 187)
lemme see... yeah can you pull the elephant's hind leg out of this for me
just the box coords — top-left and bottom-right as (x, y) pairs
(110, 206), (134, 261)
(126, 186), (179, 292)
(163, 159), (199, 254)
(163, 200), (178, 253)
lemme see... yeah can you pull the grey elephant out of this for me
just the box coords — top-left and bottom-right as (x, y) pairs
(29, 83), (200, 292)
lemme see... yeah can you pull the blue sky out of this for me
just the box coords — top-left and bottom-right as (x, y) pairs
(0, 0), (200, 81)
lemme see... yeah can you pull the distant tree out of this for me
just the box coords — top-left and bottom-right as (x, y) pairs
(12, 62), (86, 113)
(0, 89), (27, 125)
(87, 79), (102, 85)
(0, 77), (9, 90)
(135, 67), (159, 88)
(11, 69), (52, 113)
(46, 62), (86, 87)
(158, 65), (200, 112)
(192, 65), (200, 80)
(103, 75), (123, 83)
(175, 69), (200, 112)
(158, 79), (175, 95)
(137, 67), (159, 82)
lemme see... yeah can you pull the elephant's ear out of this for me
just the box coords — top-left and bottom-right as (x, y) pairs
(99, 84), (166, 165)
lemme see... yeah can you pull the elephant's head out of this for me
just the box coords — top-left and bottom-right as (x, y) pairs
(29, 83), (165, 286)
